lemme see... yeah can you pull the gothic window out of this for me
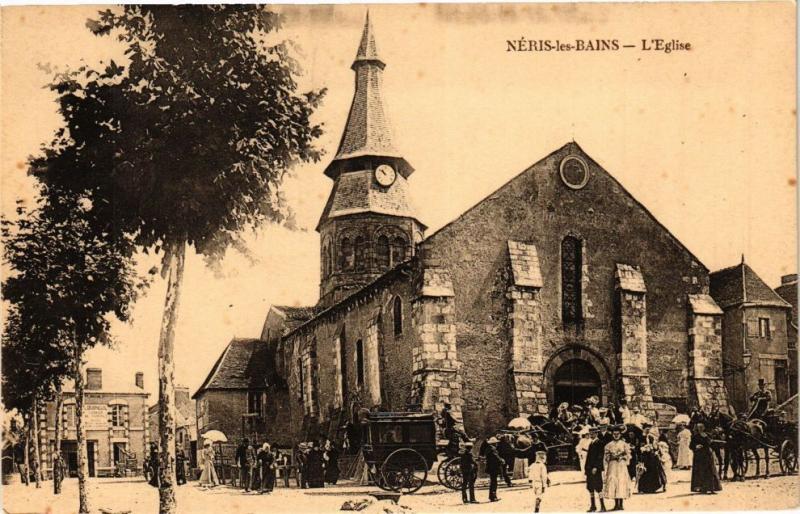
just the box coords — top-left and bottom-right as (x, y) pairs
(328, 244), (334, 276)
(298, 358), (305, 401)
(561, 236), (583, 324)
(340, 237), (354, 271)
(393, 296), (403, 336)
(391, 237), (407, 266)
(322, 243), (329, 277)
(354, 236), (367, 270)
(376, 235), (390, 268)
(356, 339), (365, 387)
(247, 391), (264, 417)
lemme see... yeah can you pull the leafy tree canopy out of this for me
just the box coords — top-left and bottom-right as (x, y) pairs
(36, 5), (326, 262)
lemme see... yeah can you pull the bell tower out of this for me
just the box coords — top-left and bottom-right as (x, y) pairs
(317, 13), (425, 308)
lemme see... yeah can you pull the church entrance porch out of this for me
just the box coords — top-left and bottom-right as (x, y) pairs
(553, 358), (602, 407)
(543, 345), (613, 409)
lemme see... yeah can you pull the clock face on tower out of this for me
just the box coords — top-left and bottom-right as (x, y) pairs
(375, 164), (396, 187)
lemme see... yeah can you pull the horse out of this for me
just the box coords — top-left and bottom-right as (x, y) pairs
(717, 412), (770, 480)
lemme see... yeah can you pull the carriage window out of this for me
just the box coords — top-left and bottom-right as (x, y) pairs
(407, 424), (435, 443)
(379, 425), (403, 443)
(561, 236), (583, 324)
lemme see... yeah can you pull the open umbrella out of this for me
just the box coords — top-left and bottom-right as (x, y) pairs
(671, 414), (691, 425)
(508, 416), (532, 430)
(202, 430), (228, 443)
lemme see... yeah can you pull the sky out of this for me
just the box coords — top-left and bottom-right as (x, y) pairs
(1, 3), (796, 401)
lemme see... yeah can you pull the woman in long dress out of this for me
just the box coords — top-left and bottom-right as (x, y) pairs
(676, 423), (693, 469)
(198, 442), (219, 487)
(637, 424), (667, 493)
(657, 433), (673, 483)
(690, 423), (722, 494)
(603, 425), (631, 511)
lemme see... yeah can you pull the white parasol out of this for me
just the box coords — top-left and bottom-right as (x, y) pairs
(671, 414), (691, 425)
(202, 429), (228, 443)
(508, 416), (532, 430)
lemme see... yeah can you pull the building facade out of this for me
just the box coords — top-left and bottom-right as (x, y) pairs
(775, 273), (798, 400)
(148, 386), (198, 468)
(199, 14), (732, 445)
(42, 368), (149, 477)
(710, 261), (793, 414)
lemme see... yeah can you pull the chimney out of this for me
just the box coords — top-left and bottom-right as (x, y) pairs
(86, 368), (102, 391)
(135, 372), (144, 389)
(781, 274), (797, 285)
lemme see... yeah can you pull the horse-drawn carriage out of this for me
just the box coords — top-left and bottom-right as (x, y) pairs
(436, 413), (581, 491)
(361, 411), (448, 493)
(722, 409), (798, 478)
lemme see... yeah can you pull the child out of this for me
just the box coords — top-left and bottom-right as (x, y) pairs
(528, 450), (549, 512)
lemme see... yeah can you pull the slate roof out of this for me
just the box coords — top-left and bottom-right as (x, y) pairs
(192, 338), (274, 399)
(317, 170), (421, 229)
(710, 262), (791, 310)
(324, 13), (413, 179)
(508, 241), (543, 288)
(271, 305), (317, 331)
(775, 276), (798, 325)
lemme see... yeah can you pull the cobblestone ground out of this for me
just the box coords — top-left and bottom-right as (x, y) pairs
(4, 469), (798, 514)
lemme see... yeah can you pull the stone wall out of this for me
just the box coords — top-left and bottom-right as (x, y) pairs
(687, 295), (729, 412)
(421, 142), (711, 432)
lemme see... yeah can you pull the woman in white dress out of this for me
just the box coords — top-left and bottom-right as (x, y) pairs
(198, 441), (220, 487)
(658, 433), (673, 483)
(575, 430), (592, 473)
(603, 425), (631, 511)
(676, 423), (693, 470)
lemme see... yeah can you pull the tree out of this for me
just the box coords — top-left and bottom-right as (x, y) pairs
(2, 189), (143, 512)
(37, 6), (325, 512)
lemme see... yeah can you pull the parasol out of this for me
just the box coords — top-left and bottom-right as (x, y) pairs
(202, 429), (228, 443)
(508, 416), (532, 430)
(671, 414), (691, 425)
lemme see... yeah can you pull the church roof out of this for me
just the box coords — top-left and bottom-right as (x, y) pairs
(324, 13), (413, 179)
(271, 305), (317, 331)
(316, 170), (422, 229)
(192, 338), (274, 399)
(710, 261), (791, 310)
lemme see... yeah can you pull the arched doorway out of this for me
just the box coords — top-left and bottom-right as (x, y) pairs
(553, 359), (602, 406)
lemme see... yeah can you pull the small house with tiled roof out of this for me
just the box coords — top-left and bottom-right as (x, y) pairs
(193, 338), (289, 444)
(710, 259), (793, 413)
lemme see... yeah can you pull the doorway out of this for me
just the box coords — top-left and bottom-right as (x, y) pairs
(86, 441), (96, 477)
(61, 441), (78, 477)
(553, 358), (602, 406)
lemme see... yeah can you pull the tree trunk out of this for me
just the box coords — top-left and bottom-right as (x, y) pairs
(74, 340), (90, 514)
(22, 424), (30, 486)
(158, 240), (186, 514)
(54, 383), (64, 494)
(32, 397), (42, 488)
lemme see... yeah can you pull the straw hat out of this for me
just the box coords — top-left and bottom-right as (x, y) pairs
(487, 437), (499, 444)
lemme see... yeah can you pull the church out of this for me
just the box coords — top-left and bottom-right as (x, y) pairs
(194, 14), (731, 445)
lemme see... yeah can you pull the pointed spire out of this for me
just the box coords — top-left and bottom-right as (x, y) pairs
(354, 10), (383, 68)
(323, 12), (413, 179)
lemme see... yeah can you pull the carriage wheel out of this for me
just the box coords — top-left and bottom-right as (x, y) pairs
(437, 457), (464, 491)
(381, 449), (428, 494)
(779, 440), (798, 475)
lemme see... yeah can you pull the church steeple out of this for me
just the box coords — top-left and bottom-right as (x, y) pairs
(316, 13), (425, 308)
(323, 12), (414, 179)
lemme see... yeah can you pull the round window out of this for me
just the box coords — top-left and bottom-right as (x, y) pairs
(559, 155), (590, 190)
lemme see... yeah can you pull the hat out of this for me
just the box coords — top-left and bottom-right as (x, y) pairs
(444, 402), (452, 409)
(609, 424), (627, 433)
(571, 405), (583, 412)
(642, 422), (653, 429)
(758, 378), (766, 386)
(488, 437), (499, 444)
(588, 426), (601, 434)
(559, 402), (569, 409)
(632, 406), (640, 412)
(598, 407), (608, 413)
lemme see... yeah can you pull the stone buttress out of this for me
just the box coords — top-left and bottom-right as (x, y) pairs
(687, 294), (730, 411)
(410, 260), (463, 415)
(615, 264), (656, 417)
(506, 241), (548, 416)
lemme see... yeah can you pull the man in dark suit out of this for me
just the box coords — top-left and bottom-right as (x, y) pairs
(585, 428), (607, 512)
(485, 437), (505, 502)
(459, 442), (478, 504)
